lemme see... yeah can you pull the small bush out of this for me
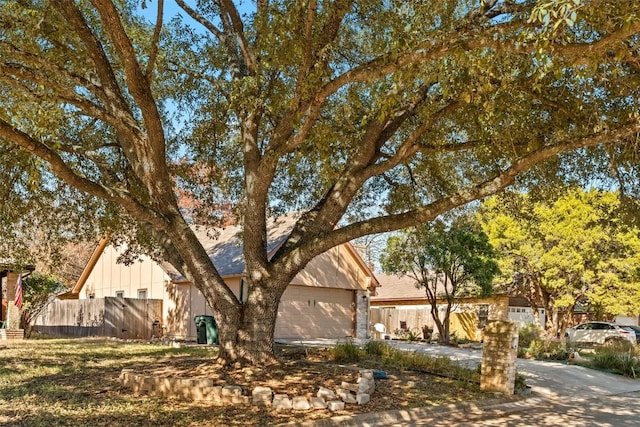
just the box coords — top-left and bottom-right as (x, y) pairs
(394, 327), (422, 341)
(592, 347), (640, 377)
(514, 372), (528, 394)
(518, 324), (541, 349)
(363, 340), (393, 357)
(330, 340), (362, 363)
(527, 338), (569, 360)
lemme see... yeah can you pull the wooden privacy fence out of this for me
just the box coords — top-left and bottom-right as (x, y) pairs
(370, 307), (435, 337)
(35, 297), (162, 340)
(369, 306), (482, 340)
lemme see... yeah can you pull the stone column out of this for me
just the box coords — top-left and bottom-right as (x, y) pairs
(5, 272), (22, 330)
(355, 290), (369, 339)
(481, 320), (518, 396)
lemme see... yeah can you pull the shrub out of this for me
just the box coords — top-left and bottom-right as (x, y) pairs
(527, 338), (569, 360)
(518, 324), (541, 349)
(592, 347), (640, 377)
(363, 340), (393, 357)
(330, 340), (362, 363)
(514, 372), (528, 394)
(394, 327), (422, 341)
(360, 340), (480, 382)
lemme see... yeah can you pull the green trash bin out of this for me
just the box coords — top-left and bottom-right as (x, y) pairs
(194, 315), (218, 345)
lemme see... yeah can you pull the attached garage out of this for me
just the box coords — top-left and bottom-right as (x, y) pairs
(64, 215), (378, 341)
(275, 285), (355, 339)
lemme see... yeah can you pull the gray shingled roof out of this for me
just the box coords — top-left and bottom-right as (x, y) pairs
(165, 214), (299, 280)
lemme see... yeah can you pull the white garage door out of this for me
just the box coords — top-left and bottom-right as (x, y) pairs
(275, 285), (355, 339)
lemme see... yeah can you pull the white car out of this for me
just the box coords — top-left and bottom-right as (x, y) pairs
(565, 321), (636, 345)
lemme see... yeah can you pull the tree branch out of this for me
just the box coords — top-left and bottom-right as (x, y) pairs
(145, 0), (164, 82)
(283, 119), (640, 265)
(174, 0), (224, 39)
(0, 119), (166, 229)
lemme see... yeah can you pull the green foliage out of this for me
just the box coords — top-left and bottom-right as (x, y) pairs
(514, 372), (528, 394)
(330, 340), (363, 363)
(518, 324), (542, 349)
(333, 339), (480, 383)
(381, 219), (500, 300)
(525, 339), (570, 360)
(362, 340), (393, 357)
(21, 273), (66, 337)
(381, 218), (499, 343)
(479, 189), (640, 335)
(591, 347), (640, 378)
(393, 327), (423, 341)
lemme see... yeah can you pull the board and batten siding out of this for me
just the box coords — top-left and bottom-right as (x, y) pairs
(74, 241), (371, 340)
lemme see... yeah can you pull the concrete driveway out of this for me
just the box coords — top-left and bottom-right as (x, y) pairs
(379, 340), (640, 398)
(278, 338), (640, 399)
(279, 339), (640, 426)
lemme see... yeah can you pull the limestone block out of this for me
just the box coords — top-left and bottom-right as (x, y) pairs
(356, 393), (370, 405)
(336, 388), (356, 404)
(222, 386), (243, 397)
(232, 395), (249, 404)
(359, 369), (374, 380)
(317, 386), (337, 401)
(204, 386), (222, 402)
(191, 387), (205, 401)
(252, 386), (273, 406)
(156, 378), (172, 395)
(292, 396), (311, 410)
(222, 386), (244, 403)
(357, 377), (375, 394)
(194, 378), (214, 388)
(340, 382), (360, 392)
(310, 397), (327, 409)
(327, 400), (345, 412)
(273, 394), (292, 411)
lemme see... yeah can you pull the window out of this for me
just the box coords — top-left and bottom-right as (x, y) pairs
(137, 289), (147, 299)
(116, 291), (124, 299)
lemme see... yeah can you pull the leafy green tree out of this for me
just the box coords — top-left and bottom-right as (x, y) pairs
(479, 189), (640, 337)
(1, 1), (640, 364)
(380, 219), (499, 343)
(20, 273), (66, 338)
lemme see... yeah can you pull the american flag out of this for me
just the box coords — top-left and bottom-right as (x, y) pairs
(14, 275), (23, 310)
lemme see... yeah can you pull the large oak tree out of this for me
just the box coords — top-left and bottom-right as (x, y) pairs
(1, 0), (640, 364)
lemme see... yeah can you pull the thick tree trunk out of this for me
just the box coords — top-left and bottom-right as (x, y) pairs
(205, 275), (289, 366)
(215, 295), (280, 366)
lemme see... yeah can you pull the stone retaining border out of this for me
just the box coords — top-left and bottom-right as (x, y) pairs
(119, 368), (376, 412)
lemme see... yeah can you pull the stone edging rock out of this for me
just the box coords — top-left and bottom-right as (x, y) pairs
(119, 368), (377, 412)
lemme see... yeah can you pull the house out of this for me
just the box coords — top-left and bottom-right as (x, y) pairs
(1, 262), (35, 338)
(370, 273), (514, 341)
(48, 215), (378, 341)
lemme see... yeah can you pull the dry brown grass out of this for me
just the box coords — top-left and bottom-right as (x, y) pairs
(0, 337), (492, 426)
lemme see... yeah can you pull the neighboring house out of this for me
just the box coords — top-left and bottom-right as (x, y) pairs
(370, 273), (515, 341)
(51, 215), (378, 341)
(1, 262), (35, 327)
